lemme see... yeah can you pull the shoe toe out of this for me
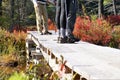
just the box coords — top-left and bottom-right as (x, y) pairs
(67, 38), (75, 43)
(43, 31), (52, 35)
(58, 37), (67, 43)
(74, 38), (80, 42)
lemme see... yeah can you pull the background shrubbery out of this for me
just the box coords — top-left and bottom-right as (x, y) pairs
(0, 28), (26, 55)
(73, 16), (120, 49)
(0, 28), (27, 79)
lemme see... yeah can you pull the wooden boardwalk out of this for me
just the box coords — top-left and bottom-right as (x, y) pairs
(26, 31), (120, 80)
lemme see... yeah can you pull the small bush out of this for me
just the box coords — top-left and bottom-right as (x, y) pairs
(0, 28), (27, 55)
(73, 16), (116, 47)
(0, 28), (27, 79)
(0, 28), (16, 54)
(107, 15), (120, 26)
(12, 30), (26, 52)
(110, 26), (120, 48)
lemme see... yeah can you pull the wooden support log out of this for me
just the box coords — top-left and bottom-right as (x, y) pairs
(51, 53), (55, 59)
(65, 65), (72, 73)
(48, 49), (51, 55)
(73, 71), (81, 80)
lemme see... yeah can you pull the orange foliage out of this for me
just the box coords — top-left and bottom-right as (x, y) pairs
(13, 29), (27, 41)
(12, 19), (57, 33)
(48, 19), (57, 32)
(73, 16), (113, 46)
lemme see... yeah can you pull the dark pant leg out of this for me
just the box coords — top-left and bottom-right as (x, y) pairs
(60, 0), (66, 29)
(55, 0), (61, 30)
(66, 0), (77, 38)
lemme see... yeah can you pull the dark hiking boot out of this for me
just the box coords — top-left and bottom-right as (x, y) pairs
(73, 37), (80, 42)
(43, 31), (52, 35)
(67, 37), (80, 43)
(58, 37), (68, 43)
(67, 38), (76, 43)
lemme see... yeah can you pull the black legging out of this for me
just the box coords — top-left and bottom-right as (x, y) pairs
(55, 0), (66, 30)
(55, 0), (61, 30)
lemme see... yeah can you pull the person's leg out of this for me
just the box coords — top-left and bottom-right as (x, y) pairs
(57, 0), (68, 43)
(41, 4), (48, 33)
(66, 0), (79, 42)
(41, 4), (52, 34)
(55, 0), (62, 42)
(66, 0), (76, 38)
(60, 0), (66, 38)
(34, 3), (43, 34)
(55, 0), (61, 36)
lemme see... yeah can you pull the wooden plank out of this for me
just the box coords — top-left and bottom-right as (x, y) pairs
(27, 31), (120, 80)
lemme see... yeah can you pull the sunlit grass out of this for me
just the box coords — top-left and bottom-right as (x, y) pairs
(0, 28), (27, 79)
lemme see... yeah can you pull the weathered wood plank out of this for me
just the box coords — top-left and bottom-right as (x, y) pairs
(27, 31), (120, 80)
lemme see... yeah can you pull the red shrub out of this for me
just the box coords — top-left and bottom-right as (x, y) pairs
(73, 16), (112, 46)
(107, 15), (120, 26)
(74, 16), (91, 38)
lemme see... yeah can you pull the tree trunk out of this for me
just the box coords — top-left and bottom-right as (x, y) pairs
(17, 0), (20, 30)
(98, 0), (104, 18)
(21, 0), (27, 25)
(112, 0), (117, 15)
(0, 0), (2, 16)
(23, 0), (27, 20)
(9, 0), (15, 32)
